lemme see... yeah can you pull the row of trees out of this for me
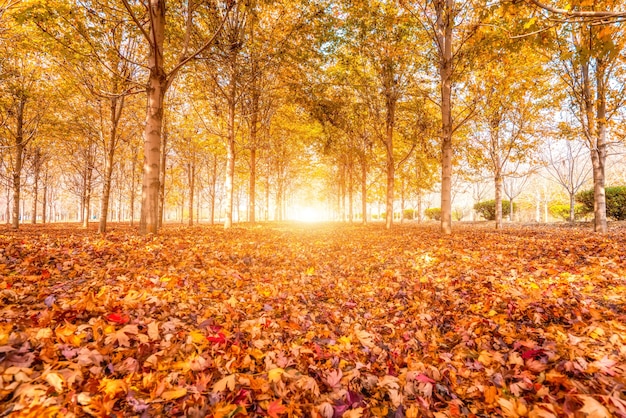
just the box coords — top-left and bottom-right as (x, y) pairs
(1, 0), (624, 234)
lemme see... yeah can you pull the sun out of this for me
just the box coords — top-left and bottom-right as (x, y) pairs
(291, 205), (327, 222)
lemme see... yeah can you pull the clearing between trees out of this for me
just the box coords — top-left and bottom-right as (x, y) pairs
(0, 223), (625, 417)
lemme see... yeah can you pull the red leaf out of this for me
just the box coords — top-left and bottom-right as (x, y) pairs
(521, 349), (544, 360)
(41, 269), (51, 279)
(207, 332), (226, 344)
(415, 373), (436, 383)
(106, 313), (130, 324)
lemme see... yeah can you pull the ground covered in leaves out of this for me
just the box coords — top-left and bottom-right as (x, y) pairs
(0, 222), (625, 418)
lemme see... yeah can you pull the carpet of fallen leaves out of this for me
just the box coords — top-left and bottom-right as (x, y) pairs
(1, 222), (625, 418)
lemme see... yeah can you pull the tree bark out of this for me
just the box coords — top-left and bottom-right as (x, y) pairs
(495, 172), (503, 229)
(361, 159), (367, 224)
(224, 104), (236, 228)
(31, 148), (41, 224)
(42, 164), (48, 224)
(249, 147), (256, 222)
(188, 161), (195, 226)
(140, 0), (166, 235)
(437, 0), (454, 235)
(11, 96), (26, 230)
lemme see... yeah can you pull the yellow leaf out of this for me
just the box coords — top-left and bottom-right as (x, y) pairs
(355, 326), (375, 348)
(189, 330), (206, 345)
(524, 17), (536, 29)
(343, 408), (364, 418)
(577, 395), (610, 418)
(45, 372), (64, 392)
(161, 387), (187, 400)
(213, 374), (237, 392)
(267, 367), (285, 383)
(405, 405), (420, 418)
(148, 321), (160, 341)
(100, 378), (128, 398)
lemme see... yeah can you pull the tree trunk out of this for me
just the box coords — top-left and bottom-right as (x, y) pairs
(438, 0), (454, 235)
(42, 164), (48, 224)
(188, 161), (195, 226)
(495, 173), (503, 229)
(140, 0), (166, 235)
(569, 192), (575, 224)
(99, 140), (116, 233)
(249, 147), (256, 222)
(210, 155), (217, 225)
(348, 160), (353, 223)
(31, 148), (41, 224)
(224, 76), (237, 228)
(224, 136), (235, 228)
(384, 101), (396, 230)
(130, 147), (138, 226)
(11, 97), (26, 230)
(361, 159), (367, 224)
(592, 64), (608, 233)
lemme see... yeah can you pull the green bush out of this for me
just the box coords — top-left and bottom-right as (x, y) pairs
(549, 203), (585, 221)
(474, 200), (515, 221)
(425, 207), (441, 221)
(576, 186), (626, 220)
(403, 208), (415, 220)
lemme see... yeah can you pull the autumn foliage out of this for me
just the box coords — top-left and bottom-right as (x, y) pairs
(0, 223), (625, 417)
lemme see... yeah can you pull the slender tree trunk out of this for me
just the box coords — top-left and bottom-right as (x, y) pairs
(140, 0), (166, 235)
(438, 0), (454, 235)
(158, 119), (168, 228)
(99, 142), (116, 233)
(361, 159), (367, 225)
(348, 160), (353, 223)
(384, 101), (396, 230)
(11, 97), (26, 230)
(42, 164), (48, 224)
(400, 176), (405, 224)
(569, 192), (575, 224)
(31, 148), (40, 224)
(224, 129), (236, 228)
(130, 147), (138, 226)
(495, 172), (503, 229)
(417, 192), (423, 223)
(592, 65), (608, 233)
(249, 147), (256, 222)
(210, 155), (217, 225)
(188, 161), (195, 226)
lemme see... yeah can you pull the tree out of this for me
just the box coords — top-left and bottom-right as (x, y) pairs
(0, 15), (46, 229)
(466, 39), (548, 229)
(120, 0), (231, 234)
(550, 1), (626, 232)
(543, 134), (591, 223)
(401, 0), (485, 234)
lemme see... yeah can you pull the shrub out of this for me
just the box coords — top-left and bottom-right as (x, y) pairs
(425, 207), (441, 221)
(549, 203), (586, 221)
(474, 200), (515, 221)
(576, 186), (626, 220)
(403, 208), (415, 220)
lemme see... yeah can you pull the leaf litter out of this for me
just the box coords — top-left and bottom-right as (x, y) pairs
(0, 223), (625, 417)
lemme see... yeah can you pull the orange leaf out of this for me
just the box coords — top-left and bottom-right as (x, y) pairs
(266, 399), (287, 418)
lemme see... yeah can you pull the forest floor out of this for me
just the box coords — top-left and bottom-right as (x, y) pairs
(0, 222), (625, 417)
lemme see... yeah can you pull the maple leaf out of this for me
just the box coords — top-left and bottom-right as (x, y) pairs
(104, 324), (138, 347)
(105, 312), (130, 324)
(577, 396), (610, 418)
(213, 374), (237, 392)
(266, 399), (287, 418)
(324, 368), (342, 388)
(161, 387), (187, 400)
(268, 368), (285, 383)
